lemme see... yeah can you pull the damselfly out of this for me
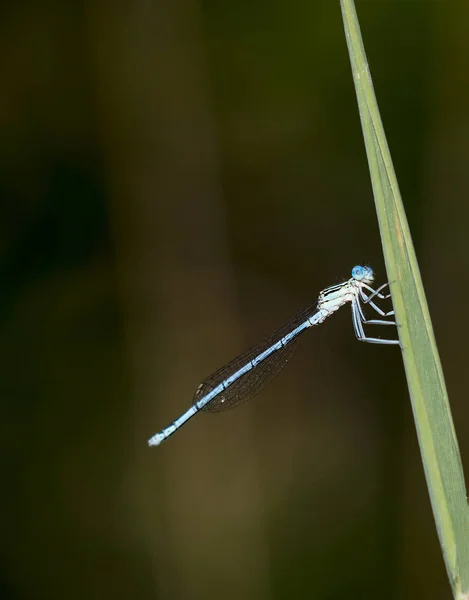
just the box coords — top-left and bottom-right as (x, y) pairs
(148, 265), (398, 446)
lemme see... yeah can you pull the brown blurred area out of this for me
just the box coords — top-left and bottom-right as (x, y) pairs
(0, 1), (468, 599)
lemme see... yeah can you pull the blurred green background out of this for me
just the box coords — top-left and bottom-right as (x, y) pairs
(1, 1), (468, 599)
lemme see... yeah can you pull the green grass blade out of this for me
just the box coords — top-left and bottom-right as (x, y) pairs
(340, 1), (469, 597)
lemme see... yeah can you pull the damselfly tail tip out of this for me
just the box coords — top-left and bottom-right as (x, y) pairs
(148, 433), (164, 447)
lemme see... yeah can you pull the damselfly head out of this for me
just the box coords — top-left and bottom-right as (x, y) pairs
(351, 265), (374, 284)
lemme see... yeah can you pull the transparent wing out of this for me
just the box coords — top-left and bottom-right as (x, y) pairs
(194, 303), (318, 413)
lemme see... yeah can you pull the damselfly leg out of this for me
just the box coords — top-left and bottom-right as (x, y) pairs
(352, 283), (399, 345)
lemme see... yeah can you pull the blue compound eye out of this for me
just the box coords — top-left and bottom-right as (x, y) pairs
(352, 265), (364, 280)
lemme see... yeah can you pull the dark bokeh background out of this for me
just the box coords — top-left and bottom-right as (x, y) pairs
(1, 1), (468, 599)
